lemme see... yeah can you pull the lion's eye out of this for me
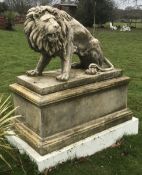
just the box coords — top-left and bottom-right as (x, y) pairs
(35, 14), (39, 18)
(48, 34), (52, 37)
(42, 19), (48, 22)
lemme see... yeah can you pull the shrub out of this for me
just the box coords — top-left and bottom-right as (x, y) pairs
(0, 95), (19, 168)
(3, 11), (17, 30)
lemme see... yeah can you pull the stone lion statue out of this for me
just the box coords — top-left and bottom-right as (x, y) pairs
(24, 5), (114, 81)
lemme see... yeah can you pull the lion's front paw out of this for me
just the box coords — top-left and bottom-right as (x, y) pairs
(56, 73), (69, 81)
(26, 70), (41, 77)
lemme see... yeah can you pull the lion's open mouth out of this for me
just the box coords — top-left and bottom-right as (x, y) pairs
(47, 33), (56, 37)
(46, 33), (58, 42)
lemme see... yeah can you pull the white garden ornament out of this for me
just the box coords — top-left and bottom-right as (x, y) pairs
(120, 25), (131, 32)
(109, 22), (117, 31)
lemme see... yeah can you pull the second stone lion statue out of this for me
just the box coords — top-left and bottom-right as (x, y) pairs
(24, 5), (114, 81)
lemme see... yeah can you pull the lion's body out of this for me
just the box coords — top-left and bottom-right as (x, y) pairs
(24, 6), (114, 81)
(70, 18), (104, 68)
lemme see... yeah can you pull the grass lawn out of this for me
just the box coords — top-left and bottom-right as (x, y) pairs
(0, 25), (142, 175)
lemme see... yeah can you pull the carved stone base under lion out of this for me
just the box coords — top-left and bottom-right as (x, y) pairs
(9, 68), (136, 155)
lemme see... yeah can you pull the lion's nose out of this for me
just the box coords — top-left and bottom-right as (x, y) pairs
(54, 24), (59, 29)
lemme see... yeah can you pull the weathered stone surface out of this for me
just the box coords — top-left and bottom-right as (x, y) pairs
(14, 109), (132, 155)
(7, 117), (139, 172)
(16, 69), (122, 95)
(24, 6), (115, 82)
(10, 69), (132, 155)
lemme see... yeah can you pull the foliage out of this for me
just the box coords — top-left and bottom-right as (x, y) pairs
(75, 0), (95, 27)
(95, 0), (115, 25)
(3, 11), (17, 30)
(75, 0), (115, 27)
(115, 7), (142, 28)
(5, 0), (51, 15)
(0, 96), (19, 168)
(0, 2), (8, 14)
(5, 0), (31, 15)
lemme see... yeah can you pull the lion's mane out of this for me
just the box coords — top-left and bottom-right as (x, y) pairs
(24, 6), (72, 56)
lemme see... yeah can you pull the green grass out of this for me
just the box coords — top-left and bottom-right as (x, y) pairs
(0, 25), (142, 175)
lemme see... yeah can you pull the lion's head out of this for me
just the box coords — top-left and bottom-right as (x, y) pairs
(24, 6), (72, 56)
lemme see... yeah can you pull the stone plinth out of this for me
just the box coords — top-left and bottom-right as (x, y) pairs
(10, 69), (133, 155)
(7, 117), (139, 172)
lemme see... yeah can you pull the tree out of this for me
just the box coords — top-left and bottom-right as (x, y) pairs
(75, 0), (115, 27)
(118, 0), (139, 9)
(5, 0), (31, 14)
(5, 0), (51, 15)
(95, 0), (115, 26)
(0, 2), (8, 14)
(118, 0), (142, 27)
(4, 10), (17, 30)
(75, 0), (94, 27)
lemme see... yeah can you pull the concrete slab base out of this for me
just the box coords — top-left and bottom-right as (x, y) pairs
(7, 117), (139, 172)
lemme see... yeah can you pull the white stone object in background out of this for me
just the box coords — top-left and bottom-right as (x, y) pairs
(120, 25), (131, 32)
(109, 22), (117, 30)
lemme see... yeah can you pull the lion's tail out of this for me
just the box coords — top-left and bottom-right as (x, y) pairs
(89, 57), (114, 72)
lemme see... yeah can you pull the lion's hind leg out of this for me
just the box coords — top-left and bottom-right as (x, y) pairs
(71, 62), (83, 69)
